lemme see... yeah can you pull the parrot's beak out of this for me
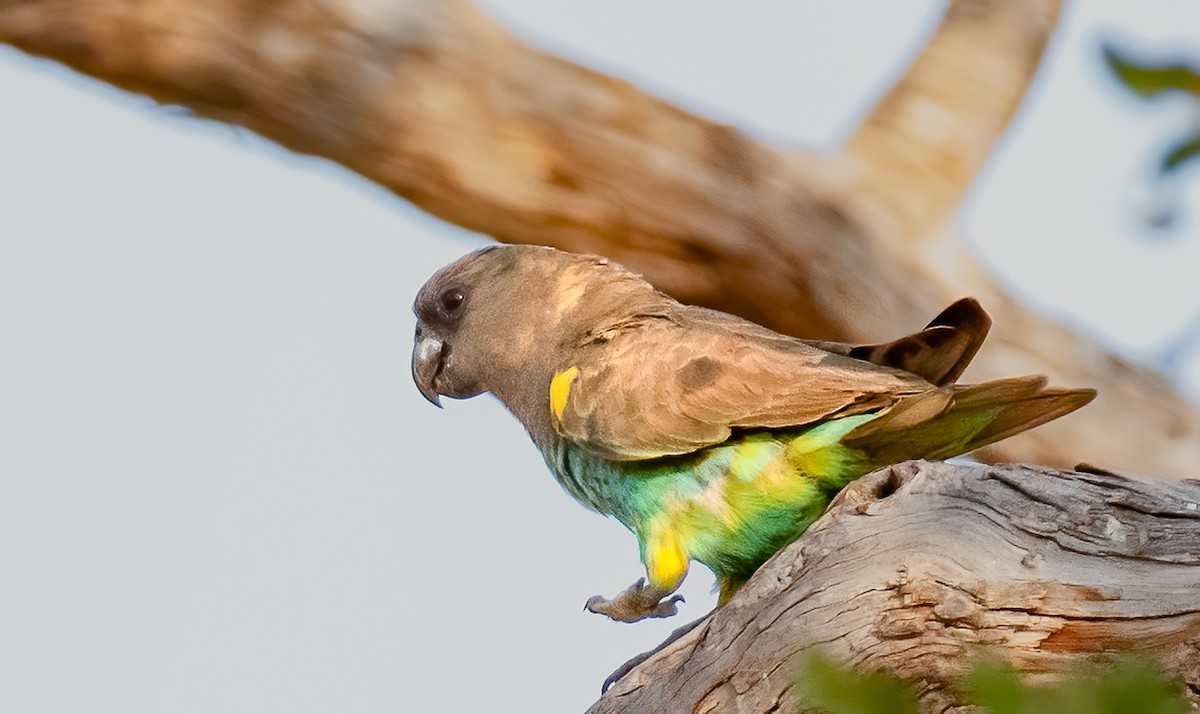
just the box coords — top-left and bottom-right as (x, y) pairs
(411, 328), (445, 408)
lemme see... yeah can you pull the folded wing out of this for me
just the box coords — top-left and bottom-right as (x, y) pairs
(553, 307), (935, 461)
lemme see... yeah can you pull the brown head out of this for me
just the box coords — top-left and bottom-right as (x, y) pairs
(411, 245), (662, 416)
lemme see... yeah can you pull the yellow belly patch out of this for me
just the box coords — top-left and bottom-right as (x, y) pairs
(550, 366), (580, 424)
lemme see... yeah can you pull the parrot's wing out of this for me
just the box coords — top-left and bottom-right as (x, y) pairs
(801, 298), (991, 387)
(551, 309), (936, 461)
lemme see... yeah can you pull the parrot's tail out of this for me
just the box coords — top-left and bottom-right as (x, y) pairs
(842, 375), (1097, 465)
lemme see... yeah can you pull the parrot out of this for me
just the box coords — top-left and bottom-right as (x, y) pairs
(410, 244), (1096, 627)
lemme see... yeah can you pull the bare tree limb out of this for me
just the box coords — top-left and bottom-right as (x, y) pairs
(843, 0), (1063, 243)
(588, 461), (1200, 713)
(2, 0), (1199, 477)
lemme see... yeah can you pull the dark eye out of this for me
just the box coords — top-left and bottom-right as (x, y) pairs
(439, 288), (465, 315)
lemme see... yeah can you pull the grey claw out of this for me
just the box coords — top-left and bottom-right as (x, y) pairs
(652, 595), (683, 618)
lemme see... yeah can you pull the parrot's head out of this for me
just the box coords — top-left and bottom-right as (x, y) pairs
(411, 244), (656, 408)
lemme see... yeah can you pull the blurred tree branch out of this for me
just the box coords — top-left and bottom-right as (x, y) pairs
(1, 0), (1198, 477)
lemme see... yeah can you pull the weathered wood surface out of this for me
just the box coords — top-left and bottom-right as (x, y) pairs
(2, 0), (1199, 477)
(590, 461), (1200, 713)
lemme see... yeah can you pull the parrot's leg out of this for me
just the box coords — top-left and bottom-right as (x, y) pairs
(586, 526), (689, 622)
(584, 577), (683, 622)
(600, 613), (709, 693)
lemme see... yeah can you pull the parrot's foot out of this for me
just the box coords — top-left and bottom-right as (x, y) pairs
(601, 614), (710, 693)
(584, 578), (683, 623)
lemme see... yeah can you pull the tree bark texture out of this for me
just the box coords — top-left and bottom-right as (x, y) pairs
(1, 0), (1198, 479)
(589, 461), (1200, 713)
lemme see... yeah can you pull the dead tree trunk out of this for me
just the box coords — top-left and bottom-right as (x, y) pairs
(589, 461), (1200, 713)
(2, 0), (1199, 478)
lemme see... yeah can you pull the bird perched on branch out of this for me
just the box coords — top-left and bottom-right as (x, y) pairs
(411, 245), (1095, 625)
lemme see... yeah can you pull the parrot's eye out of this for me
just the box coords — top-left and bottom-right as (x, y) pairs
(438, 288), (466, 315)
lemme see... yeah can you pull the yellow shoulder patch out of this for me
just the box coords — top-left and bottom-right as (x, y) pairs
(549, 366), (580, 424)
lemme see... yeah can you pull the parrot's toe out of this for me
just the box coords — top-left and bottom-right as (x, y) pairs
(651, 594), (685, 618)
(584, 578), (683, 623)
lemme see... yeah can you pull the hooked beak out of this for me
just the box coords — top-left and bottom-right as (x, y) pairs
(411, 328), (446, 408)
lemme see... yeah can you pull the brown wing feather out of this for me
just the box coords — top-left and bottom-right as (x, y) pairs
(803, 298), (991, 387)
(553, 307), (934, 461)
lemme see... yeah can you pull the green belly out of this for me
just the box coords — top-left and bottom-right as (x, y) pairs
(550, 415), (876, 582)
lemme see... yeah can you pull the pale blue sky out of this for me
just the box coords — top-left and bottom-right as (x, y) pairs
(1, 3), (1198, 712)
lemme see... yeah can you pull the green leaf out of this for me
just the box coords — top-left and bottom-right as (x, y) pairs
(957, 660), (1027, 714)
(1161, 132), (1200, 174)
(794, 654), (1191, 714)
(1103, 43), (1200, 99)
(794, 655), (920, 714)
(1089, 655), (1191, 714)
